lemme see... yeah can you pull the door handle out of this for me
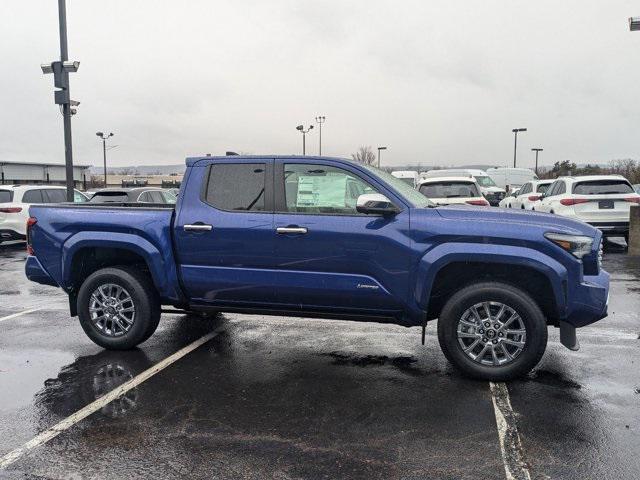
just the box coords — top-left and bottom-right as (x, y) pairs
(184, 224), (213, 232)
(276, 227), (308, 234)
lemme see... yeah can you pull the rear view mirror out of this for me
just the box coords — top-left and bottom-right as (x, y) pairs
(356, 193), (399, 215)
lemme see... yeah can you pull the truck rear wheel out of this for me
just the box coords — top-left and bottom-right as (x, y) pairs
(437, 281), (547, 381)
(77, 266), (160, 350)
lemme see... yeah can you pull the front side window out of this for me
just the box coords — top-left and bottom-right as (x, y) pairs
(573, 180), (634, 195)
(205, 163), (266, 211)
(161, 191), (177, 204)
(536, 183), (552, 194)
(519, 183), (531, 195)
(43, 189), (67, 203)
(283, 164), (376, 214)
(556, 181), (566, 195)
(74, 191), (88, 202)
(419, 182), (480, 198)
(474, 176), (497, 187)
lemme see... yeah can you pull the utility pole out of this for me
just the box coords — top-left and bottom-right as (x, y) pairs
(512, 128), (527, 168)
(315, 116), (326, 156)
(41, 0), (80, 201)
(531, 148), (543, 175)
(296, 124), (314, 155)
(377, 146), (387, 168)
(96, 132), (114, 186)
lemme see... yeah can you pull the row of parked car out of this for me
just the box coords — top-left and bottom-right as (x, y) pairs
(0, 185), (178, 243)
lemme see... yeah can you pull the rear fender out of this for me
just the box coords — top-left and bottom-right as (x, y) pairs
(61, 232), (180, 301)
(414, 243), (568, 317)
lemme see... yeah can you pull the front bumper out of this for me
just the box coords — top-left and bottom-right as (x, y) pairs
(564, 269), (610, 328)
(25, 255), (58, 287)
(587, 221), (629, 237)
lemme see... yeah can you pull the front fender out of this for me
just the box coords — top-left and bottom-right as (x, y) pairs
(61, 231), (182, 302)
(414, 243), (568, 317)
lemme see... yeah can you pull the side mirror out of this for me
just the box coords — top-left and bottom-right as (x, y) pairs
(356, 193), (399, 216)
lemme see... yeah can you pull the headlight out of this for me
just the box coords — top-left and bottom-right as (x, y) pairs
(544, 232), (594, 259)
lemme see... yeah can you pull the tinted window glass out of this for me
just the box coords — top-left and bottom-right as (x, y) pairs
(22, 190), (44, 203)
(283, 164), (377, 214)
(206, 163), (266, 211)
(536, 183), (551, 194)
(419, 182), (480, 198)
(556, 182), (566, 195)
(573, 180), (633, 195)
(161, 191), (177, 204)
(43, 189), (67, 203)
(90, 192), (129, 203)
(147, 191), (165, 203)
(0, 190), (13, 203)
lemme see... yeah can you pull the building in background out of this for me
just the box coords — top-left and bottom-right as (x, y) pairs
(0, 161), (91, 189)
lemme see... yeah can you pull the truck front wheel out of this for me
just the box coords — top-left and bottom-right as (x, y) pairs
(437, 281), (547, 381)
(77, 266), (160, 350)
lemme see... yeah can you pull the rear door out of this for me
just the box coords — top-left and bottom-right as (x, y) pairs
(174, 160), (276, 306)
(270, 160), (411, 314)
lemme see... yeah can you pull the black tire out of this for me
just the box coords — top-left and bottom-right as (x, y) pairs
(437, 281), (548, 381)
(77, 266), (161, 350)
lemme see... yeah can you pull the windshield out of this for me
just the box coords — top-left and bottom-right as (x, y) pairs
(474, 176), (497, 187)
(361, 164), (434, 208)
(419, 182), (480, 198)
(573, 180), (634, 195)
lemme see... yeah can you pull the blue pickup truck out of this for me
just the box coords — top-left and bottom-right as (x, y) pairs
(25, 156), (609, 380)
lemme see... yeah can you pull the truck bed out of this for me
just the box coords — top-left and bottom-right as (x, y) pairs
(27, 203), (183, 303)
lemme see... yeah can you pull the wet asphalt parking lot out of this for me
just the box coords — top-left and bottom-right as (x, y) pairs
(0, 240), (639, 479)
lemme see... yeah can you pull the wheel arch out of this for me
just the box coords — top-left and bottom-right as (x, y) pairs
(415, 243), (567, 323)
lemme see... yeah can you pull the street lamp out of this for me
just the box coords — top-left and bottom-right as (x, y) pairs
(315, 116), (326, 156)
(629, 17), (640, 30)
(96, 132), (114, 187)
(296, 124), (314, 155)
(40, 0), (80, 202)
(512, 128), (527, 168)
(531, 148), (543, 175)
(377, 146), (387, 168)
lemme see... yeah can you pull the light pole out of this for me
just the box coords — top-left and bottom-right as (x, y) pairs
(296, 124), (314, 155)
(96, 132), (114, 187)
(40, 0), (80, 202)
(315, 116), (326, 156)
(377, 146), (387, 168)
(512, 128), (527, 168)
(531, 148), (543, 175)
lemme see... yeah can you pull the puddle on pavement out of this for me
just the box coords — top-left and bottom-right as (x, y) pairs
(322, 351), (426, 376)
(525, 369), (582, 390)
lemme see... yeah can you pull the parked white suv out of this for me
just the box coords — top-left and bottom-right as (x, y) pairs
(422, 169), (506, 205)
(0, 185), (88, 242)
(536, 175), (640, 240)
(417, 177), (489, 206)
(510, 180), (554, 210)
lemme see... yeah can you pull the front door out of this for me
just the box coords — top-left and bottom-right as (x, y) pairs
(174, 160), (276, 307)
(271, 160), (412, 315)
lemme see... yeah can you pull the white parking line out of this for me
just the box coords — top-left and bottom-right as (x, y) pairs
(0, 308), (41, 323)
(490, 382), (532, 480)
(0, 329), (221, 469)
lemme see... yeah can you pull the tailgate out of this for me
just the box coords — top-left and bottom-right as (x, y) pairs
(572, 196), (633, 223)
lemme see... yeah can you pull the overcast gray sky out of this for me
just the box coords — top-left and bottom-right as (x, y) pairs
(1, 0), (640, 169)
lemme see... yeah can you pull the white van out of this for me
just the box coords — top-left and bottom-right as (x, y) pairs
(486, 167), (538, 192)
(391, 170), (419, 188)
(422, 169), (506, 205)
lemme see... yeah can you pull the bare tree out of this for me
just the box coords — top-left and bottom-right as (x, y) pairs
(351, 146), (376, 166)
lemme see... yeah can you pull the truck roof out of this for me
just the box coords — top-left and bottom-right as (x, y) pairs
(185, 155), (352, 167)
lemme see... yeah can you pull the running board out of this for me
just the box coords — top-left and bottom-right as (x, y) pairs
(559, 321), (580, 351)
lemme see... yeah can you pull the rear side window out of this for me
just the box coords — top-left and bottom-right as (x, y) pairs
(205, 163), (266, 211)
(0, 190), (12, 203)
(147, 191), (165, 203)
(536, 183), (551, 194)
(43, 189), (67, 203)
(90, 192), (129, 203)
(22, 190), (44, 203)
(573, 180), (633, 195)
(518, 183), (531, 195)
(419, 182), (480, 198)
